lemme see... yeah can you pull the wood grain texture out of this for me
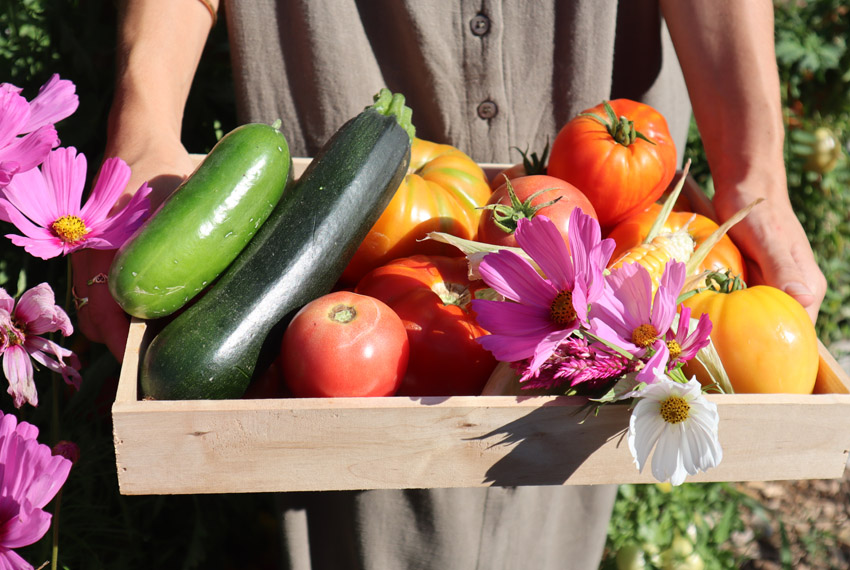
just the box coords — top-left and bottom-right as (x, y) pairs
(113, 320), (850, 495)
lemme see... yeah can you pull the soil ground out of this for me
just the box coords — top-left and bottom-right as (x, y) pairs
(732, 467), (850, 568)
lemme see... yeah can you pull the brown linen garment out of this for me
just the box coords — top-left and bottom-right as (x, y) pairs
(223, 1), (690, 569)
(225, 0), (691, 164)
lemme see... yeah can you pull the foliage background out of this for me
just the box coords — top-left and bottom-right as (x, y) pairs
(0, 0), (847, 568)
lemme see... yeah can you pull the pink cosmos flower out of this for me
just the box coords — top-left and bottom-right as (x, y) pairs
(471, 209), (614, 375)
(0, 147), (151, 259)
(0, 283), (81, 408)
(0, 74), (78, 187)
(665, 305), (712, 368)
(591, 260), (686, 384)
(0, 411), (72, 569)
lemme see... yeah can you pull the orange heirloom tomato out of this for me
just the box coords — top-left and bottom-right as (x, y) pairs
(682, 285), (819, 394)
(547, 99), (678, 229)
(606, 203), (748, 281)
(340, 138), (492, 285)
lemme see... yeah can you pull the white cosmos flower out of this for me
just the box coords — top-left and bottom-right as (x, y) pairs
(628, 375), (722, 486)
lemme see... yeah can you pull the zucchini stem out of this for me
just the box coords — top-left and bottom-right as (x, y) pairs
(371, 88), (416, 142)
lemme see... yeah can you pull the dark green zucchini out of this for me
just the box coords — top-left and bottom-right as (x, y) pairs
(140, 90), (414, 400)
(109, 122), (292, 319)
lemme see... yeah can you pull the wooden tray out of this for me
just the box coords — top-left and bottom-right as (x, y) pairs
(112, 318), (850, 495)
(112, 158), (850, 495)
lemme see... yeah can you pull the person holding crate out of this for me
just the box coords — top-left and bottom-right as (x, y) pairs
(73, 1), (826, 569)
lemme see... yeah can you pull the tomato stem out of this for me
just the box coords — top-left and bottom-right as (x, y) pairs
(432, 282), (472, 308)
(704, 270), (747, 294)
(511, 140), (550, 175)
(480, 178), (562, 234)
(328, 304), (357, 323)
(580, 101), (656, 147)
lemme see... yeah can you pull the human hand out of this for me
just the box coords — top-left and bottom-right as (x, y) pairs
(71, 145), (197, 361)
(713, 189), (826, 324)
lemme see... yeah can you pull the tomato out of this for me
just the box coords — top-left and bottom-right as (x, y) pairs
(548, 99), (678, 229)
(682, 284), (818, 394)
(340, 137), (492, 285)
(803, 127), (843, 174)
(487, 144), (549, 189)
(355, 255), (497, 396)
(606, 203), (747, 280)
(281, 291), (409, 397)
(476, 175), (597, 248)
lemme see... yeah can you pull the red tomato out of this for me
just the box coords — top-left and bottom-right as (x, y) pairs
(548, 99), (678, 229)
(476, 175), (597, 248)
(281, 291), (409, 397)
(355, 255), (497, 396)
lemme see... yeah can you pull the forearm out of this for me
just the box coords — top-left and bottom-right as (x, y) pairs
(661, 0), (786, 210)
(661, 0), (825, 320)
(108, 0), (218, 169)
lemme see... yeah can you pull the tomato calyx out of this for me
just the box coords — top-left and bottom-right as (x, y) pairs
(480, 177), (562, 234)
(432, 281), (472, 308)
(328, 303), (358, 323)
(581, 100), (656, 147)
(512, 140), (550, 176)
(704, 270), (747, 294)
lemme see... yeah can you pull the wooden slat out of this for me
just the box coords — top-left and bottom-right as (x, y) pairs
(113, 320), (850, 495)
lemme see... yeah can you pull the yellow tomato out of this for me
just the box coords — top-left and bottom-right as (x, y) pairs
(682, 285), (818, 394)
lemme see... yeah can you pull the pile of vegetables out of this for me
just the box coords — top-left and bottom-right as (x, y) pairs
(111, 91), (820, 400)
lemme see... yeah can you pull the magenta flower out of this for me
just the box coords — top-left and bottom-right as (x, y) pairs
(0, 411), (72, 569)
(665, 305), (712, 368)
(0, 74), (78, 187)
(0, 283), (80, 408)
(513, 335), (635, 391)
(0, 147), (151, 259)
(591, 260), (686, 383)
(471, 209), (614, 375)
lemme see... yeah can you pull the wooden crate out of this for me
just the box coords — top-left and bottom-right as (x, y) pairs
(112, 158), (850, 495)
(113, 318), (850, 495)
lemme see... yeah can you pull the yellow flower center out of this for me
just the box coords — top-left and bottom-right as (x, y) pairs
(659, 395), (690, 424)
(631, 323), (659, 348)
(667, 340), (683, 360)
(51, 215), (88, 244)
(549, 290), (577, 325)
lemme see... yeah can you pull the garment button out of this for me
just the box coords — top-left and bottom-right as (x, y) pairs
(477, 100), (498, 120)
(470, 14), (490, 36)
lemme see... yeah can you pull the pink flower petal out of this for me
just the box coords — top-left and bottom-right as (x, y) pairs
(515, 215), (575, 289)
(636, 343), (670, 385)
(0, 125), (57, 181)
(477, 332), (549, 363)
(0, 501), (51, 549)
(26, 338), (81, 390)
(23, 74), (79, 132)
(2, 165), (55, 227)
(607, 263), (653, 327)
(527, 327), (576, 373)
(41, 147), (85, 216)
(5, 228), (66, 261)
(0, 291), (13, 316)
(566, 208), (600, 275)
(79, 157), (131, 221)
(1, 547), (37, 569)
(478, 250), (555, 307)
(0, 90), (29, 144)
(84, 181), (152, 249)
(472, 299), (555, 337)
(15, 283), (72, 336)
(2, 347), (37, 409)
